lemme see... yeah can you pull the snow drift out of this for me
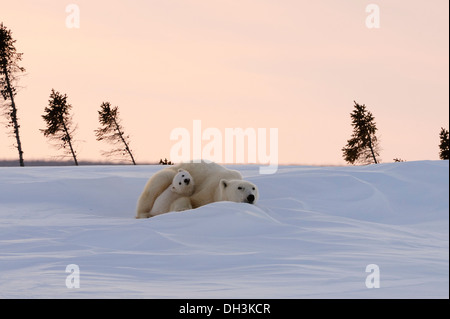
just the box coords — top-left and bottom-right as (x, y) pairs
(0, 161), (448, 298)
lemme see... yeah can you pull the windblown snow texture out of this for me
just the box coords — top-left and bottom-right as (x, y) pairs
(0, 161), (448, 298)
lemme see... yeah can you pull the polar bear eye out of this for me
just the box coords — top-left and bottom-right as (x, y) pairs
(179, 182), (182, 185)
(182, 175), (185, 177)
(252, 187), (255, 190)
(238, 186), (243, 190)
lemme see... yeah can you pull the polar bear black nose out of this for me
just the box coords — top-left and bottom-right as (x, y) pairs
(247, 194), (255, 204)
(184, 178), (190, 185)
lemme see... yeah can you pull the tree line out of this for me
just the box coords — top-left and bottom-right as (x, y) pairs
(341, 101), (449, 164)
(40, 91), (136, 166)
(1, 23), (449, 167)
(1, 23), (137, 166)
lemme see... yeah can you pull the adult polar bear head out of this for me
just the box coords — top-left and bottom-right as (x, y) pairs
(136, 161), (259, 218)
(218, 179), (259, 204)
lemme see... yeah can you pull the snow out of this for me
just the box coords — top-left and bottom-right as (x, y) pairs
(0, 161), (448, 298)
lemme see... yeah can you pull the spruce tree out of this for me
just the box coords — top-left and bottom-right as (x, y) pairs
(439, 127), (449, 160)
(0, 23), (25, 166)
(41, 89), (78, 165)
(95, 102), (136, 165)
(342, 101), (380, 165)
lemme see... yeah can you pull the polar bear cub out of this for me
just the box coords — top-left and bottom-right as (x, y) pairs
(149, 169), (195, 216)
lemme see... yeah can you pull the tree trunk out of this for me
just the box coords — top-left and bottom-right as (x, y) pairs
(2, 65), (24, 167)
(61, 118), (78, 166)
(112, 117), (136, 165)
(367, 133), (378, 164)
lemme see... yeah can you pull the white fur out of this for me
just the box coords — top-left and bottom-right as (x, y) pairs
(149, 169), (194, 216)
(136, 161), (259, 218)
(217, 179), (259, 204)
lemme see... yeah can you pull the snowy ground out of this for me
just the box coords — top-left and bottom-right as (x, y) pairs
(0, 161), (448, 298)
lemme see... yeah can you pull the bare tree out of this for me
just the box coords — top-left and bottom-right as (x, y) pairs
(41, 89), (79, 165)
(95, 102), (136, 165)
(0, 23), (25, 166)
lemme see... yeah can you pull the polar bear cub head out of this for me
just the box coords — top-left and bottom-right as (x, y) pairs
(219, 179), (259, 204)
(171, 169), (195, 196)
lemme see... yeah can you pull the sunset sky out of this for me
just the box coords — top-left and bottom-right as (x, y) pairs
(1, 0), (449, 165)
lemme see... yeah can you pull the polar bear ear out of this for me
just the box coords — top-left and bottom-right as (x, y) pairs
(220, 179), (228, 188)
(178, 169), (185, 173)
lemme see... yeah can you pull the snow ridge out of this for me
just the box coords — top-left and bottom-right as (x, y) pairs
(0, 161), (448, 298)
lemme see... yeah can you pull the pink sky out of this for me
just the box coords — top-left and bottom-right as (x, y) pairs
(1, 0), (449, 165)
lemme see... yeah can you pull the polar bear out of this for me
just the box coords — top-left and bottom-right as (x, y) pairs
(149, 169), (195, 217)
(136, 161), (259, 219)
(217, 179), (259, 204)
